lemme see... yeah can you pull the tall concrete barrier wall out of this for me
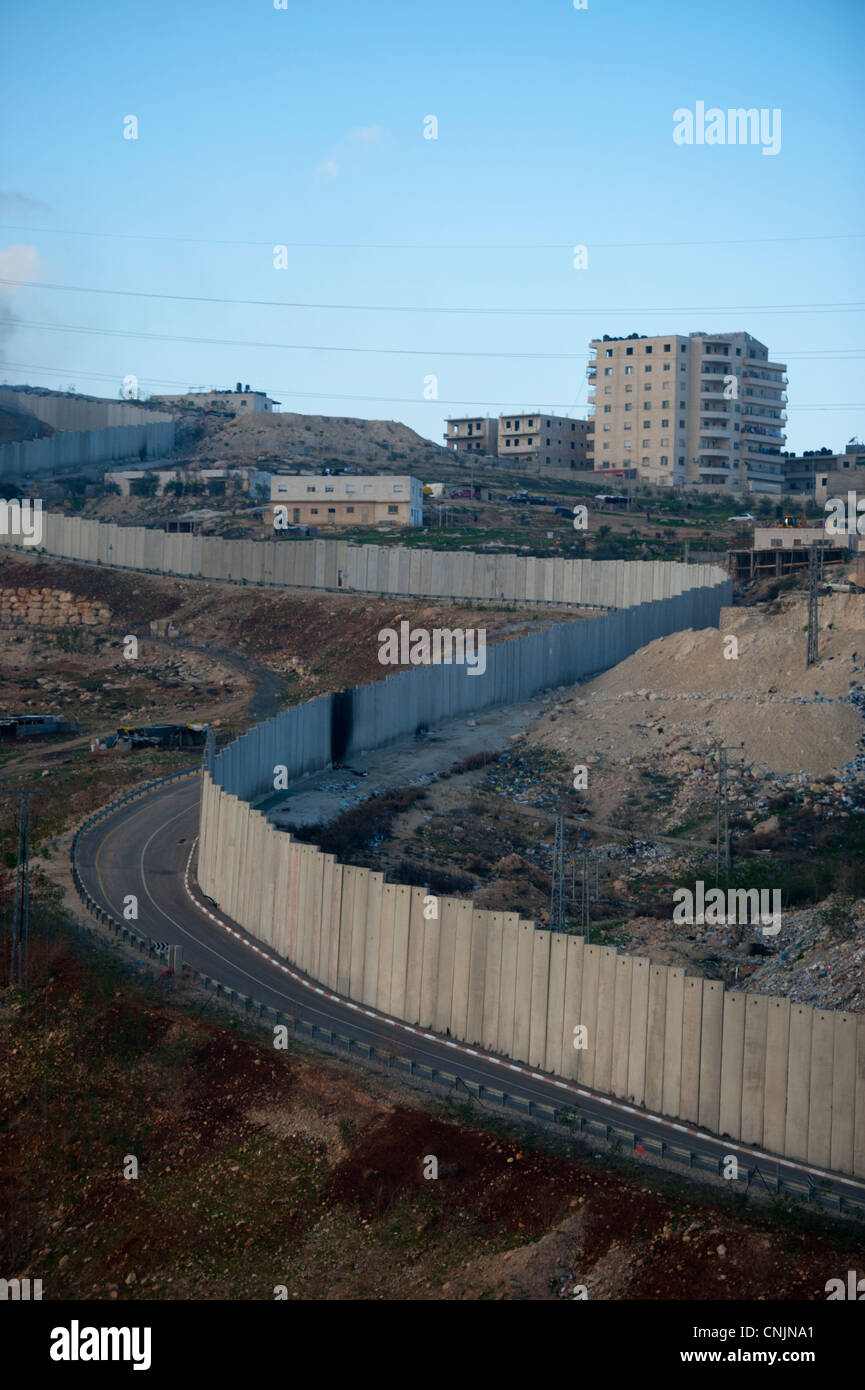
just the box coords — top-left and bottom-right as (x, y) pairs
(190, 557), (861, 1180)
(198, 775), (865, 1180)
(0, 423), (175, 479)
(0, 388), (173, 432)
(0, 513), (733, 611)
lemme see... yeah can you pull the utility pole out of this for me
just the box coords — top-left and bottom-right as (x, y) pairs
(807, 540), (823, 667)
(711, 742), (743, 886)
(549, 814), (567, 933)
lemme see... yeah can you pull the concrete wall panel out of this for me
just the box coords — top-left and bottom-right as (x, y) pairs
(830, 1012), (857, 1176)
(611, 954), (632, 1100)
(719, 992), (746, 1140)
(544, 933), (567, 1077)
(680, 977), (703, 1124)
(497, 917), (519, 1058)
(644, 964), (668, 1113)
(741, 994), (769, 1146)
(807, 1010), (835, 1169)
(763, 998), (790, 1158)
(661, 968), (684, 1117)
(785, 1004), (814, 1163)
(698, 980), (724, 1134)
(627, 957), (650, 1104)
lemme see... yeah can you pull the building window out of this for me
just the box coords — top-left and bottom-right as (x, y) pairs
(624, 424), (632, 431)
(642, 456), (650, 464)
(660, 456), (668, 465)
(624, 441), (631, 448)
(363, 485), (372, 493)
(546, 437), (551, 445)
(605, 348), (613, 357)
(662, 400), (670, 408)
(546, 420), (551, 427)
(324, 486), (334, 493)
(604, 368), (613, 377)
(311, 507), (319, 514)
(679, 419), (685, 428)
(528, 419), (534, 426)
(678, 456), (685, 465)
(347, 506), (355, 513)
(388, 504), (398, 514)
(603, 405), (611, 414)
(626, 347), (634, 355)
(625, 366), (633, 375)
(645, 365), (652, 373)
(393, 484), (404, 492)
(328, 507), (336, 514)
(661, 418), (670, 427)
(307, 486), (316, 493)
(663, 364), (671, 372)
(642, 438), (650, 446)
(603, 442), (610, 450)
(625, 404), (633, 412)
(664, 344), (671, 352)
(603, 424), (611, 432)
(679, 401), (686, 408)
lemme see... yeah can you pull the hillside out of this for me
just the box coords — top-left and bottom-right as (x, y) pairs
(174, 408), (453, 472)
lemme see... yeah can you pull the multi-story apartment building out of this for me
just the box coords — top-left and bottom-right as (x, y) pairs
(587, 332), (787, 489)
(496, 412), (589, 468)
(443, 416), (499, 455)
(270, 474), (423, 527)
(780, 442), (865, 497)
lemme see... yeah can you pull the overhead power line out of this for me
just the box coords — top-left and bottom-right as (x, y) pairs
(1, 276), (863, 318)
(2, 361), (862, 414)
(2, 222), (864, 251)
(14, 318), (865, 365)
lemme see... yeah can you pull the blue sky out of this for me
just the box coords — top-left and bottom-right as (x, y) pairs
(1, 0), (863, 453)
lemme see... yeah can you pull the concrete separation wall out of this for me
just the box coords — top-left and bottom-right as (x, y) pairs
(188, 550), (862, 1180)
(0, 424), (175, 479)
(0, 512), (732, 611)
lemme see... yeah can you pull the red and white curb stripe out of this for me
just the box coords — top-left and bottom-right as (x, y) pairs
(181, 840), (865, 1196)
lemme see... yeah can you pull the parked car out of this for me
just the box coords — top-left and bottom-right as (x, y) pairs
(728, 512), (756, 522)
(506, 492), (531, 504)
(553, 506), (573, 517)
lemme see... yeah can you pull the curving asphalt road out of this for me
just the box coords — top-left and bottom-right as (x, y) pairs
(75, 776), (865, 1212)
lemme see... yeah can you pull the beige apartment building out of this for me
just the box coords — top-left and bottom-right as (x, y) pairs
(587, 332), (787, 490)
(443, 417), (499, 455)
(497, 412), (590, 468)
(270, 474), (423, 527)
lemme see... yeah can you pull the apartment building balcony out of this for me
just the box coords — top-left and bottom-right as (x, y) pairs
(586, 365), (597, 379)
(702, 349), (735, 362)
(742, 425), (784, 440)
(745, 405), (784, 422)
(699, 422), (732, 434)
